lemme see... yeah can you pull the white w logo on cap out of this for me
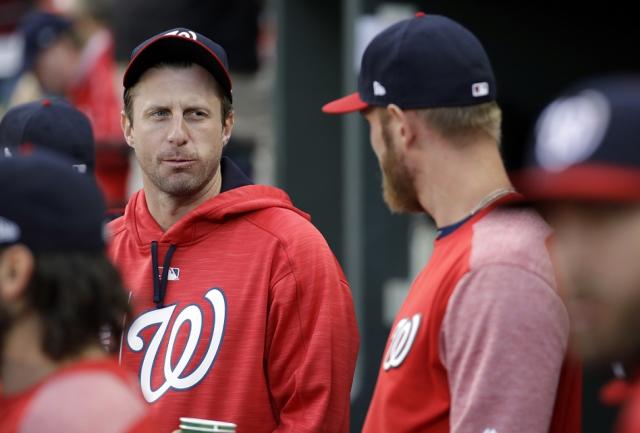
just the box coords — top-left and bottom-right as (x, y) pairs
(0, 217), (20, 243)
(164, 30), (197, 40)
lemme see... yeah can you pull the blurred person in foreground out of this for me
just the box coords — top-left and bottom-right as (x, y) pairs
(0, 152), (155, 433)
(110, 28), (358, 433)
(0, 98), (95, 174)
(323, 13), (581, 433)
(18, 10), (129, 209)
(515, 76), (640, 433)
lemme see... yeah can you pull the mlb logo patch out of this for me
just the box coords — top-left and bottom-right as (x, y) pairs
(472, 82), (490, 97)
(158, 267), (180, 281)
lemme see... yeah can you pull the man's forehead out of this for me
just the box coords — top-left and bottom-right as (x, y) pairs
(134, 71), (220, 105)
(135, 63), (220, 93)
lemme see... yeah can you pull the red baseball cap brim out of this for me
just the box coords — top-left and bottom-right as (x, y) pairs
(322, 92), (369, 114)
(513, 164), (640, 203)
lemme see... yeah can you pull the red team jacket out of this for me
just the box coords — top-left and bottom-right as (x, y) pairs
(362, 199), (582, 433)
(108, 159), (359, 433)
(0, 358), (154, 433)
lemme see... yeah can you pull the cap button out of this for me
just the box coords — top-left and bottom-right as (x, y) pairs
(19, 142), (34, 155)
(415, 11), (426, 17)
(41, 99), (51, 107)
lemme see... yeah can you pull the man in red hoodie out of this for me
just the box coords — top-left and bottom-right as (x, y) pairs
(109, 28), (359, 433)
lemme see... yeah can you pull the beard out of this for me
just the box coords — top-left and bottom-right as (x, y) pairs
(379, 122), (423, 213)
(143, 150), (221, 198)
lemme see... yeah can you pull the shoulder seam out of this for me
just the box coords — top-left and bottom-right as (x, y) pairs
(463, 262), (559, 302)
(241, 214), (296, 284)
(108, 220), (127, 237)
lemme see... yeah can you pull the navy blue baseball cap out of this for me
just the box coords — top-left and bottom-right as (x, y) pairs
(123, 28), (232, 102)
(19, 11), (72, 73)
(514, 76), (640, 202)
(323, 13), (496, 114)
(0, 99), (95, 173)
(0, 152), (106, 253)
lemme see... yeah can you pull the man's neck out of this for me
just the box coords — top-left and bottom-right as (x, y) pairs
(1, 316), (105, 395)
(416, 137), (513, 228)
(144, 171), (222, 232)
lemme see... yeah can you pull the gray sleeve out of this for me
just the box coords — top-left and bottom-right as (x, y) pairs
(439, 264), (569, 433)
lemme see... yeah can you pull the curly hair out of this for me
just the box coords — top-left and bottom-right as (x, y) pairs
(25, 252), (130, 360)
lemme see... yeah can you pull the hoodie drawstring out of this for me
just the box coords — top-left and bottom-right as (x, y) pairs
(151, 241), (177, 309)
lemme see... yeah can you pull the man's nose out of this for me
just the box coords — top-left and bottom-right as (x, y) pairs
(167, 115), (188, 146)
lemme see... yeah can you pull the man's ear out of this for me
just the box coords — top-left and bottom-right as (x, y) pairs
(222, 111), (235, 147)
(387, 104), (416, 149)
(0, 245), (34, 305)
(121, 111), (134, 149)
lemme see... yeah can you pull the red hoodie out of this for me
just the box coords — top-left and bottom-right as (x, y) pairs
(107, 161), (359, 433)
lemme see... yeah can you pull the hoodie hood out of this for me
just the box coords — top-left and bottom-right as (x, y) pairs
(123, 159), (310, 248)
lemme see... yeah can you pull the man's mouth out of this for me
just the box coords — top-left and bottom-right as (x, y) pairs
(162, 158), (196, 168)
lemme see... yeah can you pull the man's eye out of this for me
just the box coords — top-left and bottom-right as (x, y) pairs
(187, 110), (208, 119)
(151, 110), (170, 118)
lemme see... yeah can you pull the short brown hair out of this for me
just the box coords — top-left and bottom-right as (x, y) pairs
(416, 101), (502, 144)
(123, 60), (233, 127)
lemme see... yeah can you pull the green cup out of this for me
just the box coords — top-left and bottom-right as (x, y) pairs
(179, 417), (236, 433)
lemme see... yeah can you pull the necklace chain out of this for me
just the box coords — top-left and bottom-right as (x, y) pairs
(468, 187), (516, 217)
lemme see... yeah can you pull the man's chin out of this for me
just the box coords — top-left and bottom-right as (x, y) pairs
(383, 189), (423, 214)
(157, 180), (202, 197)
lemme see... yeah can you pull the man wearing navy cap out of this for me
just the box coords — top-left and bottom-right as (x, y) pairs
(515, 76), (640, 433)
(323, 13), (580, 433)
(0, 98), (95, 174)
(110, 28), (358, 433)
(0, 153), (155, 433)
(18, 10), (130, 209)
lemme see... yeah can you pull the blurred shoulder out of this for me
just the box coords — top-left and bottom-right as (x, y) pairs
(20, 364), (147, 433)
(470, 206), (554, 285)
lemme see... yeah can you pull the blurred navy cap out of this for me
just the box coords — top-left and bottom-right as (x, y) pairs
(515, 76), (640, 202)
(123, 27), (232, 102)
(0, 98), (95, 173)
(0, 151), (106, 253)
(323, 12), (496, 114)
(19, 11), (72, 73)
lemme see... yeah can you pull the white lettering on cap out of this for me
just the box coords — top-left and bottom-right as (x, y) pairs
(535, 90), (610, 171)
(3, 147), (12, 157)
(72, 164), (87, 174)
(164, 30), (197, 40)
(472, 82), (490, 97)
(0, 216), (20, 243)
(373, 81), (387, 96)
